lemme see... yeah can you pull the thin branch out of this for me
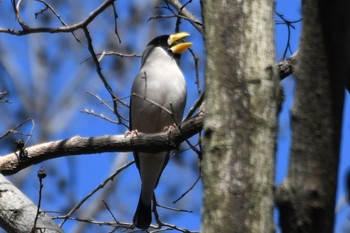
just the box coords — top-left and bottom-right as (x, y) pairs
(184, 93), (204, 121)
(172, 175), (201, 204)
(86, 91), (129, 111)
(34, 0), (85, 44)
(0, 118), (34, 142)
(0, 0), (115, 35)
(83, 27), (125, 125)
(275, 11), (302, 60)
(132, 93), (173, 116)
(59, 161), (134, 227)
(157, 203), (193, 213)
(86, 91), (115, 112)
(149, 13), (200, 32)
(15, 0), (30, 29)
(151, 195), (198, 233)
(80, 51), (141, 66)
(111, 1), (121, 43)
(0, 91), (8, 101)
(188, 48), (201, 95)
(54, 216), (132, 228)
(81, 109), (120, 125)
(32, 167), (47, 232)
(175, 0), (193, 32)
(165, 0), (203, 34)
(159, 222), (198, 233)
(102, 200), (118, 224)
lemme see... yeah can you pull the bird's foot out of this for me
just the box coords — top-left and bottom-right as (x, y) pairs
(163, 123), (178, 133)
(125, 129), (139, 138)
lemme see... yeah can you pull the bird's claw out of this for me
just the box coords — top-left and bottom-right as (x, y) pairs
(125, 129), (139, 138)
(163, 123), (177, 133)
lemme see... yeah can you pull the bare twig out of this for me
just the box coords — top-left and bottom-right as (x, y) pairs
(81, 109), (120, 125)
(59, 160), (134, 227)
(102, 201), (117, 223)
(169, 104), (201, 157)
(111, 2), (121, 43)
(175, 0), (193, 32)
(81, 92), (129, 127)
(188, 48), (201, 95)
(173, 175), (201, 204)
(275, 11), (302, 60)
(34, 0), (85, 44)
(86, 91), (114, 112)
(0, 91), (8, 101)
(149, 13), (194, 22)
(54, 216), (132, 228)
(131, 93), (173, 116)
(151, 195), (199, 232)
(80, 51), (141, 66)
(184, 93), (204, 121)
(157, 203), (193, 213)
(32, 167), (47, 232)
(87, 91), (129, 110)
(83, 27), (126, 125)
(15, 0), (30, 29)
(0, 118), (34, 146)
(158, 222), (198, 233)
(0, 0), (115, 35)
(133, 90), (203, 157)
(165, 0), (203, 34)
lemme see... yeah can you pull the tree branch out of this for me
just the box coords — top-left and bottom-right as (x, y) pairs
(0, 115), (203, 175)
(83, 27), (127, 126)
(0, 0), (115, 35)
(278, 51), (298, 80)
(165, 0), (203, 34)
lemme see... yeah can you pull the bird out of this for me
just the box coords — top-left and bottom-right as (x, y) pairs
(129, 32), (192, 229)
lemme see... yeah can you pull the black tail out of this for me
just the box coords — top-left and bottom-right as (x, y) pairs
(133, 195), (152, 229)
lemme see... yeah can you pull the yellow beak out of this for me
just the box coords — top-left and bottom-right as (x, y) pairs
(168, 32), (193, 54)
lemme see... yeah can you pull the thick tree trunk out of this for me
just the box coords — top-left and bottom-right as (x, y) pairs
(201, 0), (279, 232)
(0, 175), (63, 233)
(275, 0), (346, 232)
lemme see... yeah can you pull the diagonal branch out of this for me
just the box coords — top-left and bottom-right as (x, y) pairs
(83, 27), (127, 126)
(0, 115), (203, 176)
(165, 0), (203, 34)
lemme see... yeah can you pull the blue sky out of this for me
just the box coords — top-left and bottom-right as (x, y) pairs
(0, 0), (349, 232)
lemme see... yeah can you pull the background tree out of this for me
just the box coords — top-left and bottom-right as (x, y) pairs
(276, 0), (350, 233)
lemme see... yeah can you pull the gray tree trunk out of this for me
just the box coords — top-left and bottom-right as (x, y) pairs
(0, 175), (63, 233)
(201, 0), (279, 232)
(275, 0), (347, 232)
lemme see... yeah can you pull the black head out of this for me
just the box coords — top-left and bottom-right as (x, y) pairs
(141, 33), (192, 65)
(146, 35), (178, 60)
(146, 35), (169, 48)
(146, 33), (192, 55)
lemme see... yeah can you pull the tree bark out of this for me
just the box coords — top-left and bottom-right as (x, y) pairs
(201, 0), (279, 232)
(275, 0), (346, 232)
(0, 175), (63, 233)
(0, 114), (203, 175)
